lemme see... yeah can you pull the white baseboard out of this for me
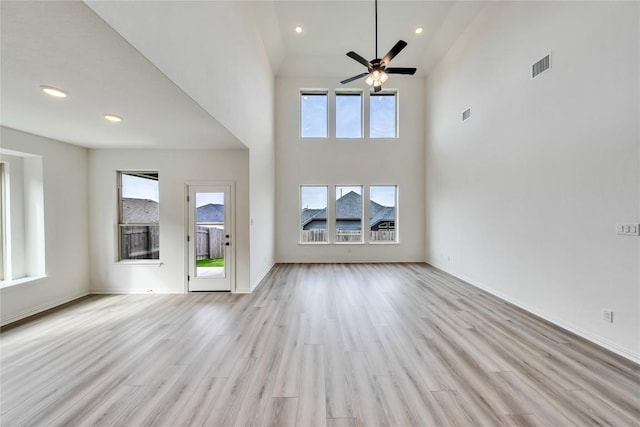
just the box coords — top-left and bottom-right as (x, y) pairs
(275, 258), (425, 264)
(90, 289), (185, 294)
(1, 292), (90, 327)
(425, 259), (640, 365)
(248, 262), (276, 293)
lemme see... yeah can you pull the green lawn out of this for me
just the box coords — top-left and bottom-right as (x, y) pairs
(196, 258), (224, 267)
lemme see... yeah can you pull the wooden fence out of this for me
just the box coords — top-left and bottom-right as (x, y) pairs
(369, 230), (396, 242)
(196, 226), (225, 260)
(301, 229), (396, 243)
(120, 226), (159, 259)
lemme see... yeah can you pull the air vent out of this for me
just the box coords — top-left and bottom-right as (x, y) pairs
(532, 54), (550, 78)
(462, 108), (471, 121)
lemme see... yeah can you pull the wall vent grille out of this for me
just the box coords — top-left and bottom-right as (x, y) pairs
(532, 54), (550, 78)
(462, 108), (471, 121)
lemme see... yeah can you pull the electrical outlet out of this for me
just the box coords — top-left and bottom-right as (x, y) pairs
(602, 310), (613, 323)
(616, 223), (640, 236)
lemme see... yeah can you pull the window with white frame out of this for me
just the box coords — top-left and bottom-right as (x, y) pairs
(0, 151), (46, 283)
(335, 185), (363, 243)
(300, 185), (328, 243)
(370, 92), (397, 138)
(118, 171), (160, 260)
(300, 91), (328, 138)
(0, 163), (5, 281)
(370, 186), (397, 243)
(335, 91), (362, 138)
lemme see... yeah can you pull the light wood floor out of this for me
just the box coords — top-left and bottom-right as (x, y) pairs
(1, 263), (639, 426)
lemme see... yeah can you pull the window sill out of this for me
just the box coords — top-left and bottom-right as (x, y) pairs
(299, 242), (330, 245)
(0, 275), (47, 289)
(115, 260), (164, 266)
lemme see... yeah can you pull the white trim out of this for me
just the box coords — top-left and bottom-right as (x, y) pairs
(0, 275), (47, 289)
(185, 181), (236, 293)
(90, 289), (184, 295)
(425, 258), (640, 365)
(0, 292), (89, 327)
(276, 259), (425, 264)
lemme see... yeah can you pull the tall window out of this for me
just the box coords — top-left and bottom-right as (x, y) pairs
(118, 171), (159, 260)
(336, 92), (362, 138)
(370, 92), (397, 138)
(300, 186), (328, 243)
(370, 186), (397, 243)
(0, 163), (4, 281)
(0, 151), (45, 282)
(335, 185), (363, 243)
(300, 91), (328, 138)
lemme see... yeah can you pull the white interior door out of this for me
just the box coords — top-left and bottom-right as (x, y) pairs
(188, 184), (233, 292)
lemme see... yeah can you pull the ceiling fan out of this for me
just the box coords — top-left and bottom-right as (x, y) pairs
(340, 0), (417, 92)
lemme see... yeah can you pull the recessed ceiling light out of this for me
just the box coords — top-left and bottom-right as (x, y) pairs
(104, 114), (122, 123)
(415, 27), (423, 35)
(40, 85), (67, 98)
(295, 26), (303, 34)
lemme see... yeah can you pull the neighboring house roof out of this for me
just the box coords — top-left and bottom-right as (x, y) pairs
(302, 208), (325, 224)
(370, 204), (395, 229)
(122, 198), (158, 223)
(301, 191), (395, 229)
(197, 203), (224, 223)
(121, 199), (225, 224)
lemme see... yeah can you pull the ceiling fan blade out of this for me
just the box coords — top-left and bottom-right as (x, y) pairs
(346, 51), (372, 68)
(386, 67), (417, 75)
(381, 40), (407, 66)
(340, 73), (369, 84)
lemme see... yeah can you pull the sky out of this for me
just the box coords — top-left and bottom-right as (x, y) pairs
(301, 92), (396, 138)
(122, 174), (158, 202)
(195, 192), (224, 208)
(123, 174), (224, 208)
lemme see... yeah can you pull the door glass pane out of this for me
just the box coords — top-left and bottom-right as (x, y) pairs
(195, 192), (225, 278)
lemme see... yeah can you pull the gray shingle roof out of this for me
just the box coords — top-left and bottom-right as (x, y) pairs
(301, 191), (395, 229)
(122, 198), (159, 223)
(196, 204), (224, 223)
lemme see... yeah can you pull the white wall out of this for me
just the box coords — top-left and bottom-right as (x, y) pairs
(425, 2), (639, 361)
(276, 77), (425, 263)
(88, 149), (251, 293)
(86, 0), (277, 291)
(0, 127), (89, 325)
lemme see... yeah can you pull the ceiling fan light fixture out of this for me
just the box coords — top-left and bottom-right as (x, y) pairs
(340, 0), (417, 89)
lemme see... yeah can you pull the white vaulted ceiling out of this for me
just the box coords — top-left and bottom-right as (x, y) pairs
(0, 0), (242, 150)
(0, 0), (485, 149)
